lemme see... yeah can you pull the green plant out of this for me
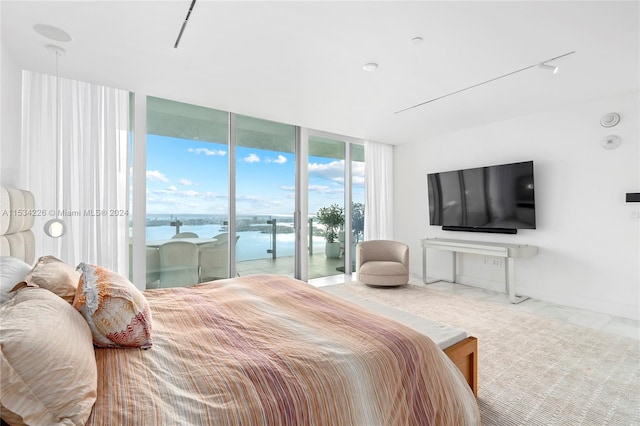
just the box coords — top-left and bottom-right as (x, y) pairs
(352, 202), (364, 243)
(316, 204), (344, 243)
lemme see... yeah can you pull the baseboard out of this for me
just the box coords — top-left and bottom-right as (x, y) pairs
(517, 287), (640, 321)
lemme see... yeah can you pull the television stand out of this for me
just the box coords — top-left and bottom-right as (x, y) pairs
(421, 238), (538, 304)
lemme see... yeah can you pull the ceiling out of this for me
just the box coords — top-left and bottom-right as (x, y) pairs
(2, 1), (638, 145)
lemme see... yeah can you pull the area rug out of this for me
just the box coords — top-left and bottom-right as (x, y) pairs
(323, 282), (640, 426)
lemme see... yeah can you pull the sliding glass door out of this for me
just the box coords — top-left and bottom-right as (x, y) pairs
(145, 97), (229, 288)
(305, 136), (365, 280)
(307, 136), (345, 279)
(234, 115), (296, 278)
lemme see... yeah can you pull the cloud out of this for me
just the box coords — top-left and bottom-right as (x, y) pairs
(352, 175), (365, 186)
(308, 159), (364, 187)
(147, 170), (169, 182)
(308, 160), (345, 182)
(352, 161), (365, 178)
(150, 187), (226, 201)
(146, 191), (228, 215)
(266, 155), (287, 164)
(179, 179), (194, 186)
(188, 147), (227, 156)
(244, 153), (260, 163)
(308, 184), (344, 195)
(235, 194), (285, 212)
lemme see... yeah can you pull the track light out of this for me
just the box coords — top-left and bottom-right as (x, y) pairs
(538, 63), (559, 74)
(395, 50), (574, 114)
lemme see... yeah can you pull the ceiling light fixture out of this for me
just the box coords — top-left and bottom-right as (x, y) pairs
(395, 50), (576, 114)
(600, 112), (621, 128)
(44, 44), (66, 238)
(411, 36), (423, 45)
(363, 62), (379, 71)
(174, 0), (197, 48)
(33, 24), (72, 42)
(538, 63), (559, 74)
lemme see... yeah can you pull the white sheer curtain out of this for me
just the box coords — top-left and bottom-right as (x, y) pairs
(364, 140), (394, 240)
(21, 70), (129, 275)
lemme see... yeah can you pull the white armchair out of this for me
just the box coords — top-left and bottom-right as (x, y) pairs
(356, 240), (409, 287)
(171, 232), (199, 239)
(158, 240), (199, 288)
(145, 247), (161, 288)
(199, 235), (239, 282)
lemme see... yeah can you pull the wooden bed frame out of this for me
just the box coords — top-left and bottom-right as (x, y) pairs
(444, 336), (478, 396)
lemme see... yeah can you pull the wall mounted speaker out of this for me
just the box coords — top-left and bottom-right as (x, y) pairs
(626, 193), (640, 203)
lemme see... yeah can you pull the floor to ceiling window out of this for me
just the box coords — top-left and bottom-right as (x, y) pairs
(306, 135), (365, 280)
(145, 97), (229, 288)
(307, 135), (345, 280)
(234, 115), (296, 278)
(134, 96), (364, 287)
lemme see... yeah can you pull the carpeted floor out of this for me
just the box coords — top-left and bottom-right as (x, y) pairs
(323, 281), (640, 426)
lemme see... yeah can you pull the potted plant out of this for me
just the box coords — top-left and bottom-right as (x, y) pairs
(352, 202), (364, 244)
(316, 203), (344, 258)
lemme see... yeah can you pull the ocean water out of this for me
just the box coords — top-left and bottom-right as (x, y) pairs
(144, 215), (325, 261)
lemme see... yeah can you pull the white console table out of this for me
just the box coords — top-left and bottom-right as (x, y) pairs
(421, 238), (538, 304)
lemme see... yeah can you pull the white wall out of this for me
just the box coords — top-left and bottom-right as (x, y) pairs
(394, 91), (640, 320)
(1, 35), (23, 187)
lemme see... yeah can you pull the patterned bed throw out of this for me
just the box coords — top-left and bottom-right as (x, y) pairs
(87, 274), (479, 425)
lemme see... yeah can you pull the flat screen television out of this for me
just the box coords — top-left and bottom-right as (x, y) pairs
(427, 161), (536, 234)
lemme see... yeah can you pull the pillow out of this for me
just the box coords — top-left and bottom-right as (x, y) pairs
(22, 255), (80, 303)
(0, 256), (32, 304)
(73, 262), (153, 349)
(0, 287), (97, 425)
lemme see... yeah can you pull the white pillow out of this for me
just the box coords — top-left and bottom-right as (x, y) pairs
(0, 256), (33, 304)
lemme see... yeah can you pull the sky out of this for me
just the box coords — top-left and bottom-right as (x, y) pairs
(146, 134), (364, 217)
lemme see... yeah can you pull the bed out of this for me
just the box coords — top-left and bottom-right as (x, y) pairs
(1, 187), (480, 425)
(0, 186), (36, 265)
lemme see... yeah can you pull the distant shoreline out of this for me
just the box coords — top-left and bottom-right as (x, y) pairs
(144, 214), (324, 236)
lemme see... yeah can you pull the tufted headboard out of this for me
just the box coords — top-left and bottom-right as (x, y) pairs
(0, 186), (36, 264)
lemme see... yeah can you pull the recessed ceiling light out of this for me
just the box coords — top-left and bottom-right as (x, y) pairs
(33, 24), (72, 42)
(411, 36), (423, 44)
(362, 62), (379, 71)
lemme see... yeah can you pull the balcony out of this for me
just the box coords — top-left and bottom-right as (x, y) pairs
(236, 253), (347, 282)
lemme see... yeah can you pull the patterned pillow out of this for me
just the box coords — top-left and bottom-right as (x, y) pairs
(73, 262), (153, 349)
(21, 255), (80, 303)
